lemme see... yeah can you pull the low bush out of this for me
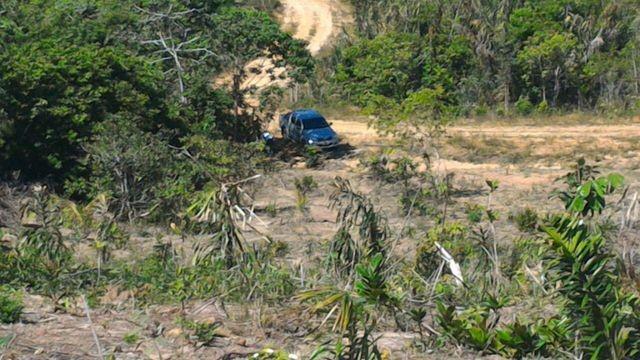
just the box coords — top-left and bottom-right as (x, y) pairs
(510, 207), (539, 233)
(294, 176), (318, 212)
(0, 286), (22, 323)
(465, 203), (485, 223)
(515, 97), (534, 116)
(67, 120), (267, 222)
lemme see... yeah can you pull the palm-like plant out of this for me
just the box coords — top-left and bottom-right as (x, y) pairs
(544, 163), (640, 359)
(19, 186), (67, 263)
(299, 254), (395, 360)
(328, 177), (389, 278)
(188, 176), (265, 268)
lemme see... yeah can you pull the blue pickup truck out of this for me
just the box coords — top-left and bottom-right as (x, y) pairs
(279, 109), (340, 148)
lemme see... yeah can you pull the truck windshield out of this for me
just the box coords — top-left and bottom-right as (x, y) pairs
(302, 117), (329, 130)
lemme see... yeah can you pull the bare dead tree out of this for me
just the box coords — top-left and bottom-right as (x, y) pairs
(135, 5), (216, 103)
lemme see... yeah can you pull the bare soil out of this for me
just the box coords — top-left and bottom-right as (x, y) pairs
(3, 1), (640, 359)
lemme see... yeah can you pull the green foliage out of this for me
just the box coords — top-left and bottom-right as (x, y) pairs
(544, 216), (640, 358)
(114, 244), (296, 306)
(361, 153), (417, 184)
(299, 253), (395, 360)
(0, 0), (311, 185)
(19, 186), (68, 263)
(71, 121), (267, 221)
(515, 97), (534, 116)
(0, 41), (170, 179)
(336, 0), (640, 115)
(415, 223), (470, 278)
(328, 177), (389, 277)
(187, 184), (250, 268)
(72, 120), (175, 220)
(543, 168), (640, 358)
(510, 207), (540, 233)
(437, 302), (572, 357)
(465, 203), (486, 224)
(304, 146), (323, 168)
(335, 32), (422, 106)
(556, 172), (624, 217)
(179, 318), (223, 347)
(0, 286), (23, 324)
(294, 176), (318, 212)
(399, 187), (434, 217)
(122, 332), (139, 345)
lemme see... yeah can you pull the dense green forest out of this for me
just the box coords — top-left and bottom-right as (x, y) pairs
(326, 0), (640, 118)
(0, 0), (311, 188)
(3, 0), (640, 184)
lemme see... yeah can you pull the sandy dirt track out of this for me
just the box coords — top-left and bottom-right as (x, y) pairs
(280, 0), (336, 55)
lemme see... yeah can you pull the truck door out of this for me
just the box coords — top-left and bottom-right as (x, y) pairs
(291, 116), (303, 141)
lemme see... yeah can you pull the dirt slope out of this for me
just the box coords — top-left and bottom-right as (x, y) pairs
(280, 0), (339, 55)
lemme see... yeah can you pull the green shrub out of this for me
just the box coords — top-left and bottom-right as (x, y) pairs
(415, 223), (470, 278)
(515, 97), (534, 116)
(304, 146), (322, 168)
(294, 176), (318, 212)
(437, 302), (571, 357)
(510, 207), (539, 233)
(123, 332), (139, 345)
(335, 32), (423, 105)
(536, 99), (550, 114)
(465, 203), (485, 223)
(179, 318), (223, 346)
(69, 123), (266, 221)
(0, 42), (171, 180)
(400, 186), (435, 216)
(0, 286), (23, 323)
(474, 104), (489, 116)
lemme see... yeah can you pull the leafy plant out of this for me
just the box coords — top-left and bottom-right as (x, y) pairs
(300, 254), (396, 360)
(543, 165), (640, 358)
(294, 176), (318, 213)
(515, 96), (534, 115)
(19, 186), (68, 263)
(415, 222), (470, 279)
(187, 178), (264, 268)
(304, 146), (323, 168)
(465, 203), (485, 223)
(179, 318), (224, 347)
(0, 286), (22, 324)
(510, 207), (539, 233)
(123, 332), (139, 345)
(328, 177), (389, 277)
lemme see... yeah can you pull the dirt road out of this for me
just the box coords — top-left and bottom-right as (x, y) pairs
(280, 0), (338, 55)
(233, 0), (350, 105)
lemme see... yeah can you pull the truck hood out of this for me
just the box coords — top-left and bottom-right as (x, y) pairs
(303, 127), (337, 141)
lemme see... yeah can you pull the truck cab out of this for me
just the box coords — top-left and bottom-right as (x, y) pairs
(279, 109), (340, 148)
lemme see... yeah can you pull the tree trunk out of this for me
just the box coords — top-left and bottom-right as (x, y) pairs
(553, 66), (561, 107)
(503, 68), (511, 114)
(633, 49), (639, 95)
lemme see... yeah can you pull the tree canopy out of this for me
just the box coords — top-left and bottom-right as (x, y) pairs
(333, 0), (640, 117)
(0, 0), (312, 181)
